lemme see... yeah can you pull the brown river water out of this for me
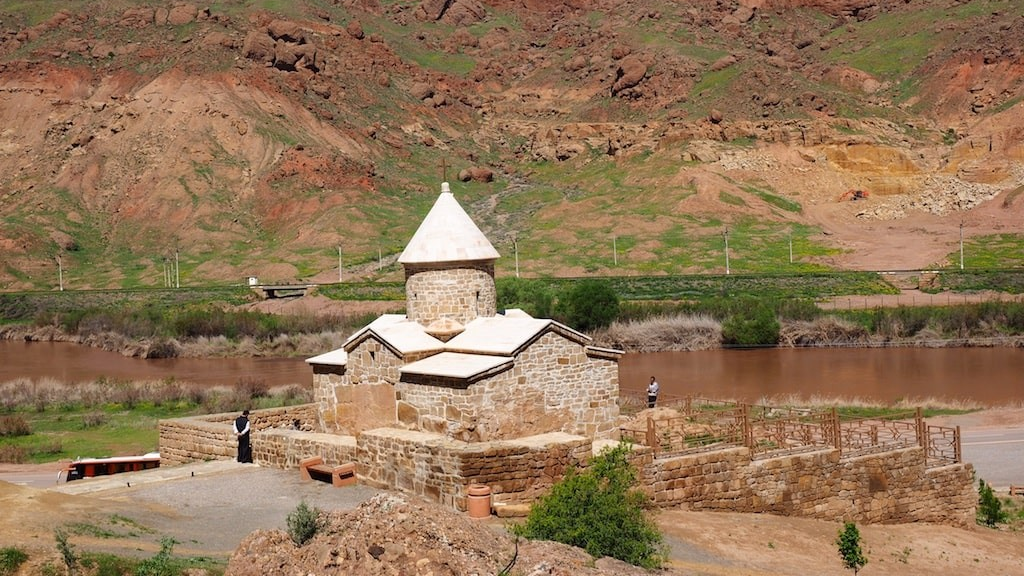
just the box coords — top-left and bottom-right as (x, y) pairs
(2, 341), (1022, 406)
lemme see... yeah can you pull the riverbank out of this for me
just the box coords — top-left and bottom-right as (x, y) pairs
(6, 290), (1024, 359)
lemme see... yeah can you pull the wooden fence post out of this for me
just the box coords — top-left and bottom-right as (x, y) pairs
(742, 403), (752, 449)
(915, 407), (924, 448)
(831, 407), (841, 453)
(955, 425), (962, 464)
(646, 417), (657, 455)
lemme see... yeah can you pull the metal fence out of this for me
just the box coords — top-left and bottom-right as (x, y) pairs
(619, 393), (961, 469)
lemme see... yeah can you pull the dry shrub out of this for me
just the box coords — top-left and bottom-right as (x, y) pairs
(595, 314), (722, 352)
(0, 444), (28, 463)
(78, 382), (107, 408)
(0, 415), (31, 436)
(777, 316), (870, 347)
(144, 338), (180, 359)
(278, 384), (312, 403)
(186, 385), (209, 406)
(107, 380), (143, 408)
(201, 389), (249, 414)
(235, 376), (270, 399)
(81, 411), (107, 428)
(151, 379), (186, 406)
(0, 379), (32, 411)
(30, 381), (57, 412)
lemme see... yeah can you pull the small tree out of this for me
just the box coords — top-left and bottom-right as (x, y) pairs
(496, 277), (554, 318)
(721, 298), (780, 347)
(515, 442), (665, 568)
(286, 501), (324, 546)
(555, 279), (619, 332)
(836, 521), (867, 575)
(977, 478), (1007, 527)
(54, 528), (78, 575)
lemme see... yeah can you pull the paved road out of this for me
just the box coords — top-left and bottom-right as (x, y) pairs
(9, 460), (382, 557)
(961, 427), (1024, 492)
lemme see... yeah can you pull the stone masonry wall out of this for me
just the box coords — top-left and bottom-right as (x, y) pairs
(514, 333), (620, 438)
(393, 333), (619, 442)
(315, 337), (402, 435)
(357, 428), (590, 511)
(255, 430), (358, 470)
(641, 445), (976, 526)
(405, 263), (496, 326)
(158, 404), (318, 465)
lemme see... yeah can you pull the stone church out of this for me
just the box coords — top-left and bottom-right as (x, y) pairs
(306, 182), (623, 443)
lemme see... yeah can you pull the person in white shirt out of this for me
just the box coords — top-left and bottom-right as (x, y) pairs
(647, 376), (660, 408)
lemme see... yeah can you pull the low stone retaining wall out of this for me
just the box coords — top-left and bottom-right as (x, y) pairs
(256, 430), (357, 470)
(158, 404), (318, 465)
(159, 406), (974, 526)
(356, 428), (591, 511)
(641, 445), (975, 526)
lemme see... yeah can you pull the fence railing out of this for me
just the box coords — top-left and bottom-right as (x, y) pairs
(619, 396), (961, 469)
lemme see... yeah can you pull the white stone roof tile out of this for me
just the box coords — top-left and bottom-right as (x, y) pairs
(398, 183), (500, 264)
(368, 319), (446, 355)
(401, 352), (513, 379)
(305, 348), (348, 366)
(446, 316), (556, 355)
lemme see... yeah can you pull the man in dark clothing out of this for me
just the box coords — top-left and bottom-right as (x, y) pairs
(233, 410), (252, 463)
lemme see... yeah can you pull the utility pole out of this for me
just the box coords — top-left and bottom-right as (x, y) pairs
(175, 249), (180, 288)
(378, 247), (383, 271)
(514, 237), (520, 278)
(57, 254), (63, 291)
(724, 227), (731, 275)
(338, 245), (343, 282)
(959, 220), (964, 270)
(613, 235), (618, 266)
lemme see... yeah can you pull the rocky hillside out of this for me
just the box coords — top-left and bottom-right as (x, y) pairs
(0, 0), (1022, 290)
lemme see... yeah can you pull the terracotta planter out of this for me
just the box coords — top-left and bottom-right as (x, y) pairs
(466, 484), (492, 518)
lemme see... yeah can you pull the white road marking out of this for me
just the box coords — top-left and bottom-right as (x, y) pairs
(962, 439), (1024, 446)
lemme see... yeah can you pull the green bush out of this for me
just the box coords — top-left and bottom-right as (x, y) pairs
(835, 521), (867, 574)
(496, 277), (554, 318)
(134, 537), (176, 576)
(0, 547), (29, 576)
(978, 478), (1007, 526)
(515, 442), (666, 568)
(555, 279), (620, 332)
(286, 501), (323, 546)
(721, 298), (780, 347)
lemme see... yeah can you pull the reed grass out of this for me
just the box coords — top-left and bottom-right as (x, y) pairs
(593, 314), (722, 352)
(0, 376), (313, 463)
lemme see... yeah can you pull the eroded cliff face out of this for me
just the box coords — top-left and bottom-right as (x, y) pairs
(0, 0), (1021, 288)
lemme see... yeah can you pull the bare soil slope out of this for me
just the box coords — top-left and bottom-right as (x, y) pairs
(0, 0), (1022, 288)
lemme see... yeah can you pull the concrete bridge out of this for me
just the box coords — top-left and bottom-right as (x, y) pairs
(250, 283), (317, 299)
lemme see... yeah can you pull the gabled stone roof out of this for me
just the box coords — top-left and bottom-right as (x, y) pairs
(397, 182), (500, 265)
(401, 352), (514, 381)
(306, 310), (615, 375)
(343, 314), (445, 356)
(445, 315), (590, 356)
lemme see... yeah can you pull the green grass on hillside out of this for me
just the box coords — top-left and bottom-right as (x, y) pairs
(949, 234), (1024, 271)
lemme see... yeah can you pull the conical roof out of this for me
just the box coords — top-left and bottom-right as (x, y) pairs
(398, 182), (500, 264)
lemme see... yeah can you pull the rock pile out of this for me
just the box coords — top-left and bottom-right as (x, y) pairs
(224, 493), (652, 576)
